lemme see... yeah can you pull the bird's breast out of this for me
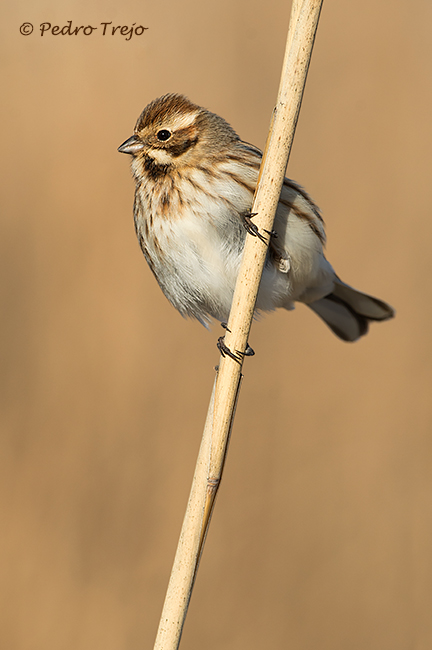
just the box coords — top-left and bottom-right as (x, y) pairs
(133, 175), (248, 322)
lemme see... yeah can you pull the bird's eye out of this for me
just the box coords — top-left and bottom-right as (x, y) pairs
(156, 129), (172, 142)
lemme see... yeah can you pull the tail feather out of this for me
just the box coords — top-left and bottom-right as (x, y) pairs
(308, 280), (395, 342)
(332, 278), (395, 321)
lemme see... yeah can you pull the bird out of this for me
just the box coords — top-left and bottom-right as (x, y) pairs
(118, 93), (394, 343)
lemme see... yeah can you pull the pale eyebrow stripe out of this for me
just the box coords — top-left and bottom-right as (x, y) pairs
(168, 112), (198, 130)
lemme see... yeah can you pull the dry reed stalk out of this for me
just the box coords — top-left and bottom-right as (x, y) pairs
(153, 2), (324, 648)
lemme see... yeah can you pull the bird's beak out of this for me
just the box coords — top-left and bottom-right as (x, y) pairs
(118, 134), (145, 155)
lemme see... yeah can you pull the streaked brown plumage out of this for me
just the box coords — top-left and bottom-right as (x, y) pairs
(118, 94), (394, 341)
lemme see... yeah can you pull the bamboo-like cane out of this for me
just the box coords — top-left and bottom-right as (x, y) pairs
(153, 2), (323, 648)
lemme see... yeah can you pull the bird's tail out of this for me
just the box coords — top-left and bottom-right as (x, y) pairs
(307, 278), (395, 342)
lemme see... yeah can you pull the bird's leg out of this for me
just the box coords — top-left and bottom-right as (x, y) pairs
(218, 321), (254, 361)
(219, 314), (254, 360)
(241, 211), (268, 244)
(218, 323), (239, 362)
(217, 336), (241, 363)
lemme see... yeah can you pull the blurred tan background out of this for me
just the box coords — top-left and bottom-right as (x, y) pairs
(1, 1), (431, 648)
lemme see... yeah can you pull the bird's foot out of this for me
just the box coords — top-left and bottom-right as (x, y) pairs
(236, 343), (255, 358)
(242, 211), (268, 244)
(217, 336), (241, 363)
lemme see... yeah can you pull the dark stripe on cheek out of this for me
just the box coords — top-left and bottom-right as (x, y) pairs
(168, 136), (199, 158)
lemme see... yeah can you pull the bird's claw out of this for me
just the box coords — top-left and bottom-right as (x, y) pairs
(236, 344), (255, 358)
(242, 211), (268, 244)
(217, 336), (255, 363)
(217, 336), (241, 363)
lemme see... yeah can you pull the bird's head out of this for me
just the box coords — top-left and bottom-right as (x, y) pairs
(118, 93), (239, 179)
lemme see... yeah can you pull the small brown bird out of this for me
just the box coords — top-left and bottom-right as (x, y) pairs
(118, 94), (394, 341)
